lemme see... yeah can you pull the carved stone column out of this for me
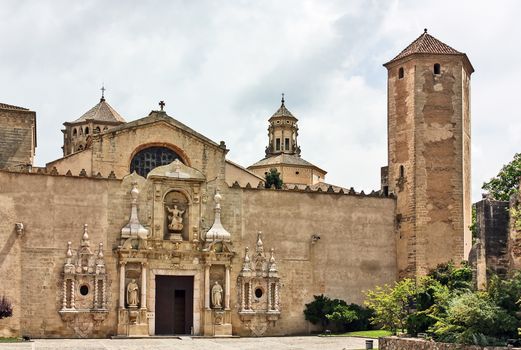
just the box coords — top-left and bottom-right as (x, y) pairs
(225, 265), (230, 310)
(267, 280), (272, 311)
(141, 262), (147, 309)
(119, 261), (126, 308)
(204, 263), (210, 309)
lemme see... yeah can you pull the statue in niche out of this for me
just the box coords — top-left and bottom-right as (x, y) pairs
(211, 281), (223, 309)
(166, 205), (185, 232)
(127, 279), (139, 308)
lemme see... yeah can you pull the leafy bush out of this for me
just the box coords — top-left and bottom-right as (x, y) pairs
(427, 261), (472, 291)
(0, 295), (13, 319)
(488, 272), (521, 315)
(430, 292), (518, 345)
(304, 295), (371, 332)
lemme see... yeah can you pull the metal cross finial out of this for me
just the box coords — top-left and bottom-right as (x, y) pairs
(159, 100), (165, 111)
(100, 84), (106, 101)
(424, 28), (428, 34)
(281, 93), (285, 105)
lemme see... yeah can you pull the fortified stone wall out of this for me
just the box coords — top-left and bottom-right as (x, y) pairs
(380, 337), (519, 350)
(0, 171), (126, 337)
(224, 185), (397, 335)
(0, 107), (36, 170)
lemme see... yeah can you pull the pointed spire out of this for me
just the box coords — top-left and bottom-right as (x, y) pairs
(269, 248), (277, 272)
(256, 231), (264, 254)
(241, 247), (251, 272)
(100, 84), (106, 102)
(98, 242), (104, 258)
(205, 188), (231, 243)
(66, 241), (73, 265)
(81, 224), (90, 247)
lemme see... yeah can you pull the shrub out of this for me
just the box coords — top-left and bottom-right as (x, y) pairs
(430, 292), (518, 345)
(427, 261), (472, 291)
(0, 295), (13, 319)
(304, 295), (370, 332)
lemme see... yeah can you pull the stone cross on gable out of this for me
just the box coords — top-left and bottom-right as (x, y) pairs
(159, 100), (165, 111)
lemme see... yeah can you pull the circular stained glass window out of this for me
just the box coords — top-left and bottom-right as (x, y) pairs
(130, 147), (182, 178)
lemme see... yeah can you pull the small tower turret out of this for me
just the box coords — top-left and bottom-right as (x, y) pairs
(265, 94), (300, 157)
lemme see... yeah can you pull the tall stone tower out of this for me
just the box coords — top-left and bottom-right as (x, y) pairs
(384, 30), (473, 277)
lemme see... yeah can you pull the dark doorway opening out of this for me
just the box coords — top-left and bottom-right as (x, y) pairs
(155, 275), (194, 335)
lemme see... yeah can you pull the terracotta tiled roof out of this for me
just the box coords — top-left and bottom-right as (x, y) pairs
(70, 99), (125, 124)
(249, 153), (326, 173)
(0, 102), (29, 111)
(386, 29), (463, 65)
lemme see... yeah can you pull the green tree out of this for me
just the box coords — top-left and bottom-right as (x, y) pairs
(482, 152), (521, 201)
(265, 168), (283, 189)
(364, 278), (417, 335)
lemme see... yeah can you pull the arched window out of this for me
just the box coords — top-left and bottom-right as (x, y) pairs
(398, 67), (404, 79)
(130, 146), (183, 178)
(94, 126), (101, 134)
(434, 63), (441, 75)
(399, 165), (405, 178)
(73, 128), (77, 137)
(103, 126), (108, 131)
(85, 127), (90, 135)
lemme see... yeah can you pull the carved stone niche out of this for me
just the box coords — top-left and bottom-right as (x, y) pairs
(59, 224), (108, 338)
(237, 232), (281, 336)
(164, 190), (189, 241)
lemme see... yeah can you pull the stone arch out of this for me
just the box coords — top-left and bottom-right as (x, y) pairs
(129, 142), (191, 168)
(129, 144), (190, 178)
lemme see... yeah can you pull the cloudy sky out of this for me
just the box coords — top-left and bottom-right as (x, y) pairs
(1, 0), (520, 201)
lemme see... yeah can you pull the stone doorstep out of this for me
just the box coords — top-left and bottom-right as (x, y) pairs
(110, 335), (240, 339)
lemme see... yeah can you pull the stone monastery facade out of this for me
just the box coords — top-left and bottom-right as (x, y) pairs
(0, 30), (472, 338)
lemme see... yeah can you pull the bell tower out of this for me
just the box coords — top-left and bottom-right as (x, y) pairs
(265, 94), (300, 157)
(384, 29), (474, 277)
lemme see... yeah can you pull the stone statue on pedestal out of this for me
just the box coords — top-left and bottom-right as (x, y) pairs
(127, 279), (139, 308)
(211, 281), (223, 309)
(166, 205), (185, 232)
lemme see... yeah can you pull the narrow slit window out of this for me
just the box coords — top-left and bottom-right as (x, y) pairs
(284, 138), (290, 150)
(398, 67), (404, 79)
(275, 138), (281, 151)
(399, 165), (405, 178)
(434, 63), (441, 75)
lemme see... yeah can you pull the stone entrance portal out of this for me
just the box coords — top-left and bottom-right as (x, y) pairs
(155, 275), (194, 335)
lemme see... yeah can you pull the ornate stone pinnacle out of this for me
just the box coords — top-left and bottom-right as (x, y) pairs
(256, 232), (264, 253)
(214, 188), (222, 205)
(98, 242), (104, 258)
(66, 241), (72, 258)
(81, 224), (90, 246)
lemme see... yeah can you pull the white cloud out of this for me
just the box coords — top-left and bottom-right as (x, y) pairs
(1, 0), (520, 201)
